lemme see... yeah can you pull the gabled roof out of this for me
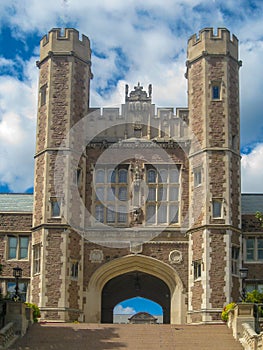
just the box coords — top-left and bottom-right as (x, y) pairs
(0, 193), (33, 213)
(241, 194), (263, 214)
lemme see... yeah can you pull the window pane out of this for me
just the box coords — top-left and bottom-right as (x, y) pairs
(8, 237), (17, 259)
(170, 205), (179, 224)
(106, 206), (115, 223)
(158, 205), (167, 223)
(258, 239), (263, 249)
(95, 205), (104, 222)
(33, 245), (41, 274)
(148, 187), (156, 201)
(246, 284), (256, 293)
(194, 170), (202, 186)
(96, 169), (105, 183)
(147, 169), (156, 183)
(118, 169), (127, 183)
(232, 246), (239, 260)
(159, 169), (168, 183)
(108, 169), (116, 183)
(169, 168), (179, 183)
(7, 282), (27, 302)
(117, 206), (127, 223)
(51, 201), (60, 217)
(118, 187), (127, 201)
(158, 187), (167, 201)
(194, 261), (202, 279)
(19, 237), (29, 259)
(107, 187), (115, 201)
(146, 205), (156, 224)
(258, 238), (263, 260)
(212, 85), (220, 99)
(169, 187), (179, 201)
(96, 187), (104, 201)
(212, 200), (222, 218)
(246, 238), (254, 261)
(247, 238), (254, 249)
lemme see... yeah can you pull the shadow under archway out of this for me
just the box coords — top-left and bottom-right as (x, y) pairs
(101, 271), (170, 323)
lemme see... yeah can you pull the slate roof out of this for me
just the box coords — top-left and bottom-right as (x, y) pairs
(0, 193), (33, 212)
(0, 193), (262, 215)
(241, 194), (263, 214)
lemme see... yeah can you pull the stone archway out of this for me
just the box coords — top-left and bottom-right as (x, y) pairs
(101, 271), (170, 323)
(84, 254), (186, 324)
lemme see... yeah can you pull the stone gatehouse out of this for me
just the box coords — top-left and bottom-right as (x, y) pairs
(0, 27), (262, 324)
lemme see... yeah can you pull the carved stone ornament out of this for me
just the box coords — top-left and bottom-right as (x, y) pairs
(169, 250), (183, 264)
(130, 242), (143, 254)
(89, 249), (104, 263)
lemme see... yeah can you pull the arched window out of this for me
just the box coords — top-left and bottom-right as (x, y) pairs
(108, 169), (116, 183)
(147, 169), (156, 183)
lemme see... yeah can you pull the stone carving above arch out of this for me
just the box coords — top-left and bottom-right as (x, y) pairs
(89, 249), (104, 263)
(169, 250), (183, 264)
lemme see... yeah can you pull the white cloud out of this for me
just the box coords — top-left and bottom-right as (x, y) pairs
(113, 304), (136, 315)
(241, 143), (263, 193)
(0, 57), (14, 68)
(0, 56), (38, 192)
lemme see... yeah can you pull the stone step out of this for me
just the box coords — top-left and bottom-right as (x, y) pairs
(10, 323), (243, 350)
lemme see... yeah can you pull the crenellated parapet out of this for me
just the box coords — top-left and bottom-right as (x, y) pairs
(38, 28), (91, 65)
(187, 27), (239, 63)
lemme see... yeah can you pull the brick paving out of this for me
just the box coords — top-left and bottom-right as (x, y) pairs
(10, 323), (243, 350)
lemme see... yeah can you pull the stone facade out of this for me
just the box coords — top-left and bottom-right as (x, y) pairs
(0, 27), (262, 325)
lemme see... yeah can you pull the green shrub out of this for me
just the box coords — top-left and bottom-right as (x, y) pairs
(245, 290), (263, 304)
(24, 302), (41, 322)
(245, 290), (263, 317)
(221, 302), (236, 322)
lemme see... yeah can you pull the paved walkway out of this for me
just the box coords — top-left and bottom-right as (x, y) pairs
(10, 323), (243, 350)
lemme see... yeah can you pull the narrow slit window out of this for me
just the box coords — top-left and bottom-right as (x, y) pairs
(40, 84), (47, 106)
(212, 84), (221, 100)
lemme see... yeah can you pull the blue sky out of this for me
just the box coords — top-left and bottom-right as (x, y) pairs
(114, 297), (162, 316)
(1, 0), (263, 315)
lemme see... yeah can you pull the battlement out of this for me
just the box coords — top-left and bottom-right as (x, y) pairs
(187, 27), (238, 62)
(39, 28), (91, 63)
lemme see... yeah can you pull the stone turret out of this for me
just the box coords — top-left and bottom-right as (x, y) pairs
(186, 28), (242, 323)
(31, 28), (92, 321)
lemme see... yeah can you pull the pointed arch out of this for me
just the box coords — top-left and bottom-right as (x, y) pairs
(84, 254), (186, 324)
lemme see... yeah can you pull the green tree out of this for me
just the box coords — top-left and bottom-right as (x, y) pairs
(255, 211), (263, 226)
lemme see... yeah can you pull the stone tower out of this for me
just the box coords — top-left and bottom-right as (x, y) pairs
(31, 28), (92, 320)
(186, 28), (242, 322)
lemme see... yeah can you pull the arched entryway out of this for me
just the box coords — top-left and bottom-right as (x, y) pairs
(84, 254), (186, 324)
(101, 271), (170, 323)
